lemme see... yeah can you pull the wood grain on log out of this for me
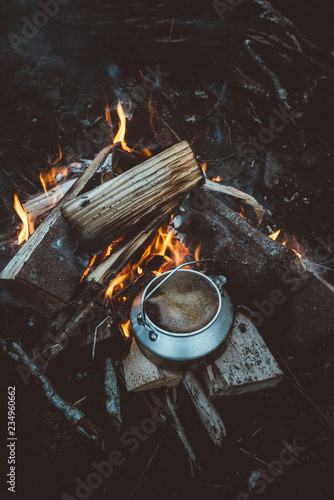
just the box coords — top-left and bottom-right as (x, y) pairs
(182, 372), (226, 446)
(24, 179), (77, 223)
(0, 146), (113, 316)
(203, 179), (265, 224)
(123, 338), (183, 392)
(88, 208), (174, 289)
(201, 312), (283, 398)
(62, 141), (204, 253)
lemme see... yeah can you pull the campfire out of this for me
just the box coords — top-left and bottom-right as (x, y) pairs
(1, 56), (334, 495)
(3, 0), (334, 497)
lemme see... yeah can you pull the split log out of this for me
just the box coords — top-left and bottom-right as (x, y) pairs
(0, 142), (201, 316)
(23, 179), (77, 224)
(87, 208), (174, 289)
(178, 188), (334, 351)
(123, 338), (183, 392)
(62, 141), (204, 253)
(203, 179), (265, 224)
(201, 312), (283, 398)
(22, 159), (90, 223)
(182, 372), (226, 446)
(0, 146), (114, 316)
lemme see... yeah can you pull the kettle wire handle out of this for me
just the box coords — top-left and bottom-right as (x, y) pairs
(138, 259), (214, 330)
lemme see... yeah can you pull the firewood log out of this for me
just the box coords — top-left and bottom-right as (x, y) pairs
(23, 179), (77, 224)
(123, 338), (183, 392)
(201, 312), (283, 398)
(182, 372), (226, 446)
(87, 209), (174, 289)
(0, 146), (113, 316)
(0, 142), (202, 316)
(62, 141), (204, 253)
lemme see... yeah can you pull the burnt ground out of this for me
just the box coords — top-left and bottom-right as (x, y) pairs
(0, 1), (334, 499)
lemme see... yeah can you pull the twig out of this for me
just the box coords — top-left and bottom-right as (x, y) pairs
(203, 179), (265, 224)
(105, 358), (122, 428)
(244, 39), (290, 109)
(126, 432), (165, 500)
(182, 372), (226, 446)
(277, 354), (331, 428)
(253, 0), (323, 53)
(73, 395), (87, 406)
(1, 339), (100, 442)
(165, 390), (197, 477)
(252, 426), (263, 437)
(247, 30), (334, 78)
(149, 392), (168, 422)
(240, 447), (283, 473)
(289, 379), (331, 428)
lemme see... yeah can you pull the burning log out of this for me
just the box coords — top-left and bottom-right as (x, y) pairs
(203, 179), (265, 224)
(61, 141), (204, 253)
(0, 146), (113, 316)
(0, 142), (202, 316)
(87, 209), (174, 289)
(179, 189), (334, 352)
(123, 338), (183, 392)
(201, 312), (283, 398)
(23, 178), (77, 224)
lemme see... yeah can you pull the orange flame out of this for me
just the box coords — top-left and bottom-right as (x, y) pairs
(121, 319), (131, 338)
(239, 206), (245, 219)
(105, 265), (130, 299)
(100, 238), (124, 260)
(80, 238), (124, 284)
(282, 232), (302, 259)
(268, 230), (303, 259)
(39, 144), (70, 207)
(141, 147), (152, 157)
(14, 194), (34, 244)
(105, 225), (201, 302)
(212, 176), (221, 182)
(201, 162), (207, 174)
(269, 229), (281, 241)
(79, 254), (97, 284)
(113, 101), (132, 152)
(194, 241), (202, 261)
(49, 143), (62, 165)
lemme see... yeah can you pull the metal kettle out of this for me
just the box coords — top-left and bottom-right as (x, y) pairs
(130, 261), (234, 371)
